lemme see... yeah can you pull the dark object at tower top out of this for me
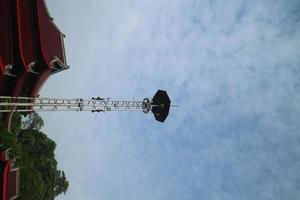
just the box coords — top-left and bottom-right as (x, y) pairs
(151, 90), (171, 122)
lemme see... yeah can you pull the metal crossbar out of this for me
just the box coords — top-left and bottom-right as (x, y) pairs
(0, 96), (153, 113)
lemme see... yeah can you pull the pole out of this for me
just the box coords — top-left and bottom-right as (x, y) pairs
(0, 96), (153, 113)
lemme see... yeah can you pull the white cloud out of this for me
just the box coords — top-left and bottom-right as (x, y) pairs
(42, 0), (300, 199)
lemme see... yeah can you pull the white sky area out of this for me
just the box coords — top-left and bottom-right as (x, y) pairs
(40, 0), (300, 200)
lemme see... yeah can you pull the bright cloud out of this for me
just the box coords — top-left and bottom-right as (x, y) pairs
(42, 0), (300, 200)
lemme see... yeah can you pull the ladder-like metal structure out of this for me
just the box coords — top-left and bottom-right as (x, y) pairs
(0, 96), (152, 113)
(0, 90), (172, 122)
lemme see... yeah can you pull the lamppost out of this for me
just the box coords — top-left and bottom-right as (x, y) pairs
(0, 90), (172, 122)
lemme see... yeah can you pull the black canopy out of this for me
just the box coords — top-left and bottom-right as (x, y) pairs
(151, 90), (171, 122)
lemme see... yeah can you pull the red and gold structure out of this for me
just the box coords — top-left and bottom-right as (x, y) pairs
(0, 149), (20, 200)
(0, 0), (68, 129)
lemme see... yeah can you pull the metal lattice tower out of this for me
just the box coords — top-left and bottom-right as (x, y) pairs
(0, 90), (172, 122)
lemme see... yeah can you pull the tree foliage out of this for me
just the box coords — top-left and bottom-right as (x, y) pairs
(0, 113), (69, 200)
(22, 112), (44, 130)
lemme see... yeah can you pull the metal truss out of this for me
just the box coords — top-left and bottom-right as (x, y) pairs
(0, 96), (152, 113)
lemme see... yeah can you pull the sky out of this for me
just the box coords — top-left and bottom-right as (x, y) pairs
(40, 0), (300, 199)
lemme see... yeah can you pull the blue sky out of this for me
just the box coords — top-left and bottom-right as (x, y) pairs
(41, 0), (300, 199)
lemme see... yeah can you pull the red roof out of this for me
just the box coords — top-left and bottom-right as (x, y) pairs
(0, 0), (68, 95)
(0, 0), (16, 74)
(0, 0), (68, 130)
(16, 0), (41, 72)
(0, 150), (20, 200)
(36, 0), (68, 69)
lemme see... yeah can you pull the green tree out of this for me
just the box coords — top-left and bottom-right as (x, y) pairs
(1, 113), (69, 200)
(22, 112), (44, 130)
(52, 170), (69, 198)
(18, 130), (69, 200)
